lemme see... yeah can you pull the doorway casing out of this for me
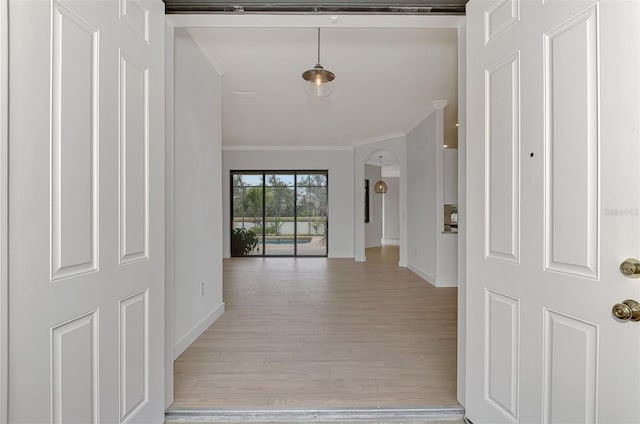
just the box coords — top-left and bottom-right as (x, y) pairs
(0, 0), (8, 420)
(164, 12), (467, 408)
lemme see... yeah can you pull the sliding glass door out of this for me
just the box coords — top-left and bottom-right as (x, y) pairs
(231, 173), (263, 256)
(231, 171), (328, 257)
(296, 174), (327, 256)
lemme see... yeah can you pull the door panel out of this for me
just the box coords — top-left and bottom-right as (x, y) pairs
(485, 52), (520, 263)
(485, 290), (519, 422)
(51, 0), (99, 281)
(8, 1), (165, 423)
(543, 5), (599, 278)
(119, 51), (150, 264)
(542, 309), (598, 424)
(467, 0), (640, 423)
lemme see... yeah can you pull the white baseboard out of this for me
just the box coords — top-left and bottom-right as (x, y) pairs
(407, 263), (458, 288)
(173, 302), (225, 360)
(382, 238), (400, 246)
(435, 278), (458, 288)
(407, 263), (436, 287)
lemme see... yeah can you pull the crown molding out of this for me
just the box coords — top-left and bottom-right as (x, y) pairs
(351, 132), (406, 147)
(222, 145), (354, 151)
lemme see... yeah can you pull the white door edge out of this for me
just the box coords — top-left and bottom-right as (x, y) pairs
(0, 0), (9, 421)
(164, 17), (176, 410)
(456, 19), (467, 408)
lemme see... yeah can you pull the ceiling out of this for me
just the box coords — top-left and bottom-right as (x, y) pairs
(185, 26), (459, 148)
(165, 1), (468, 14)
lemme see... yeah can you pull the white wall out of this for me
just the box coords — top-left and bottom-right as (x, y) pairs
(383, 177), (400, 242)
(172, 29), (224, 359)
(406, 107), (458, 287)
(406, 114), (438, 282)
(364, 164), (382, 248)
(222, 148), (355, 258)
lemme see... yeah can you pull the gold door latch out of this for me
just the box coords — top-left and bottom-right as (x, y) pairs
(612, 299), (640, 322)
(620, 258), (640, 278)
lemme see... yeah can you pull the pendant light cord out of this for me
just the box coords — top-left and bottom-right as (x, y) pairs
(317, 28), (321, 64)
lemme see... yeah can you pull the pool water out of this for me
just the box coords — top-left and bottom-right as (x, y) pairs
(266, 237), (312, 245)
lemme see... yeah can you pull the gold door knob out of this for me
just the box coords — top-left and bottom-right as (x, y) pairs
(612, 299), (640, 321)
(620, 258), (640, 278)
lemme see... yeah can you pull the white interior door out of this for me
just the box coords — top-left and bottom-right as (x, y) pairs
(8, 0), (165, 422)
(466, 0), (640, 422)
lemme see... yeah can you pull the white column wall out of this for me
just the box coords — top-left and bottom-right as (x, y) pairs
(406, 114), (438, 282)
(172, 29), (225, 359)
(406, 105), (458, 287)
(435, 103), (459, 287)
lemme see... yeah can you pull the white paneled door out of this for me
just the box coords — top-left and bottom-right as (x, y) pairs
(8, 0), (164, 422)
(467, 0), (640, 423)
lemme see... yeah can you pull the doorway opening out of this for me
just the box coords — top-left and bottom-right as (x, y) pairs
(166, 16), (464, 418)
(364, 150), (401, 264)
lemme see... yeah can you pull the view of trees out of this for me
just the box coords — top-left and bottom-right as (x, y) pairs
(232, 173), (327, 237)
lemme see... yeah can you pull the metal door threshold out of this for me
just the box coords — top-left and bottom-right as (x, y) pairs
(165, 405), (465, 423)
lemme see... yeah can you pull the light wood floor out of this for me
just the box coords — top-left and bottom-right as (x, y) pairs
(172, 246), (459, 408)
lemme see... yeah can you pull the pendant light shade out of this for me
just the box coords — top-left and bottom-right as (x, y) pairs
(374, 179), (388, 194)
(374, 156), (387, 194)
(302, 28), (335, 98)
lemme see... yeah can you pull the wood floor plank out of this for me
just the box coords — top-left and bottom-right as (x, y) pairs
(172, 246), (459, 408)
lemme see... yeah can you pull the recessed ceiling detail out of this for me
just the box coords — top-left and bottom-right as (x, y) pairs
(164, 1), (468, 15)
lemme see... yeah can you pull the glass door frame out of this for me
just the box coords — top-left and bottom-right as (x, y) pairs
(230, 170), (329, 257)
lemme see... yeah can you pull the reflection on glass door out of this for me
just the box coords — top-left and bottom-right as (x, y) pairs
(231, 173), (263, 256)
(264, 173), (295, 256)
(230, 170), (328, 257)
(296, 174), (327, 256)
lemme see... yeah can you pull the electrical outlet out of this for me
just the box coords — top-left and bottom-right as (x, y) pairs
(200, 281), (205, 296)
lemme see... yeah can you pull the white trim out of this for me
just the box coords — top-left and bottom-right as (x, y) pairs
(222, 145), (353, 151)
(407, 263), (437, 288)
(456, 20), (467, 408)
(173, 303), (225, 360)
(165, 406), (465, 422)
(0, 0), (8, 420)
(381, 238), (400, 246)
(432, 99), (449, 110)
(164, 17), (176, 409)
(435, 278), (458, 288)
(352, 132), (406, 147)
(407, 263), (456, 287)
(166, 14), (464, 29)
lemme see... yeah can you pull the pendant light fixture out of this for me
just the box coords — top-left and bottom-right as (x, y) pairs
(374, 156), (387, 194)
(302, 28), (335, 98)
